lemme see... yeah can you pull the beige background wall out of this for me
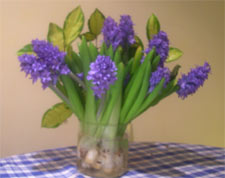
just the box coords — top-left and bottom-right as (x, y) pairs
(0, 0), (224, 158)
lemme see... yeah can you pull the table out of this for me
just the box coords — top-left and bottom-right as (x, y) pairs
(0, 142), (224, 178)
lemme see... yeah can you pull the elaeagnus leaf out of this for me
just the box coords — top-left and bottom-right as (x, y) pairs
(42, 103), (72, 128)
(17, 44), (34, 56)
(166, 47), (183, 63)
(88, 9), (105, 36)
(47, 23), (64, 51)
(63, 6), (84, 47)
(80, 32), (96, 42)
(146, 14), (160, 40)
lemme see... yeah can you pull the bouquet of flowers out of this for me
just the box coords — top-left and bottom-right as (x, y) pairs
(17, 6), (211, 177)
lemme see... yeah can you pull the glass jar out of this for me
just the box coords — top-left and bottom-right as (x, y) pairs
(77, 122), (129, 178)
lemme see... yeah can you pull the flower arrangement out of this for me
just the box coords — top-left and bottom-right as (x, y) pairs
(17, 6), (211, 177)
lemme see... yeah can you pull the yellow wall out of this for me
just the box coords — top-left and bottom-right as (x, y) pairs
(0, 0), (224, 158)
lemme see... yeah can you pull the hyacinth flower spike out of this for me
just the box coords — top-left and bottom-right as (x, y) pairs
(18, 39), (85, 120)
(177, 62), (211, 99)
(149, 67), (170, 93)
(142, 31), (169, 66)
(86, 55), (117, 121)
(102, 15), (135, 51)
(18, 40), (71, 103)
(87, 55), (117, 98)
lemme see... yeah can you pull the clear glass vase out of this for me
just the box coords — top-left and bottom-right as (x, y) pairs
(77, 122), (129, 178)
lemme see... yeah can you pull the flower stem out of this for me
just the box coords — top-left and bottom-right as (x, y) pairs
(49, 85), (71, 107)
(69, 73), (86, 90)
(97, 94), (106, 119)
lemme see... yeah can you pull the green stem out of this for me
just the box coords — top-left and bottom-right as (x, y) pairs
(97, 94), (106, 119)
(94, 63), (125, 139)
(49, 85), (71, 107)
(69, 73), (86, 90)
(102, 94), (122, 140)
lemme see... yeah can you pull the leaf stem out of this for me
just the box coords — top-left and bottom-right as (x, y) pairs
(69, 73), (86, 90)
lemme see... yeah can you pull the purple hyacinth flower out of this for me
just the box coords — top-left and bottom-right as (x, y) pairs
(18, 39), (70, 89)
(145, 31), (169, 66)
(149, 67), (170, 93)
(87, 55), (117, 98)
(119, 15), (135, 47)
(177, 62), (211, 99)
(102, 15), (135, 50)
(102, 17), (122, 50)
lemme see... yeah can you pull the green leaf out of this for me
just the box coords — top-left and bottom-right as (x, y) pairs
(78, 37), (96, 124)
(106, 45), (114, 59)
(56, 81), (67, 97)
(80, 32), (96, 41)
(89, 42), (98, 61)
(146, 79), (178, 108)
(127, 36), (143, 61)
(136, 78), (165, 117)
(71, 51), (83, 73)
(170, 64), (181, 80)
(63, 6), (84, 47)
(131, 46), (143, 74)
(61, 75), (84, 121)
(79, 37), (91, 75)
(113, 46), (122, 64)
(42, 103), (72, 128)
(124, 49), (155, 99)
(47, 23), (64, 51)
(121, 64), (147, 121)
(146, 14), (160, 40)
(100, 42), (107, 55)
(124, 60), (151, 123)
(121, 49), (155, 121)
(133, 35), (144, 49)
(65, 46), (82, 74)
(152, 55), (160, 71)
(17, 44), (33, 56)
(88, 9), (105, 36)
(166, 47), (183, 63)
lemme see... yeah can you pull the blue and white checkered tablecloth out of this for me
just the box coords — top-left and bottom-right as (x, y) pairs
(0, 142), (224, 178)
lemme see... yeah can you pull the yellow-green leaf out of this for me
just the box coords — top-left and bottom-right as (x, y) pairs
(88, 9), (105, 36)
(63, 6), (84, 47)
(166, 47), (183, 63)
(146, 14), (160, 40)
(17, 44), (34, 56)
(42, 103), (72, 128)
(80, 32), (96, 41)
(47, 23), (64, 51)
